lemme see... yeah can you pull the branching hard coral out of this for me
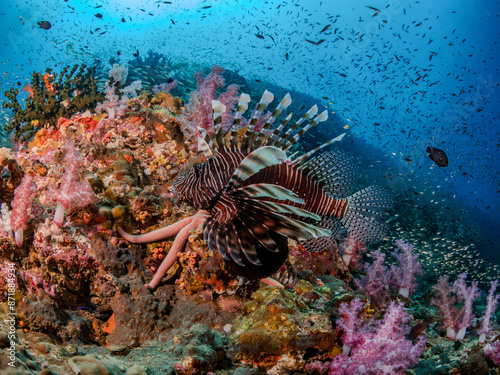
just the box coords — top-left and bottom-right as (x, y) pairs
(2, 64), (104, 141)
(118, 210), (209, 290)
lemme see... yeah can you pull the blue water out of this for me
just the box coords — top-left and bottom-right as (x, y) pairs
(0, 0), (499, 263)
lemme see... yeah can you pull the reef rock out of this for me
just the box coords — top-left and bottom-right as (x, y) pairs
(230, 282), (336, 371)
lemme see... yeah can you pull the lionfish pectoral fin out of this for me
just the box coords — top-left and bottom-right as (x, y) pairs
(234, 183), (305, 204)
(298, 150), (357, 198)
(238, 200), (330, 241)
(238, 211), (279, 252)
(223, 231), (289, 280)
(215, 223), (230, 260)
(341, 185), (393, 244)
(226, 146), (287, 191)
(225, 223), (247, 267)
(300, 237), (336, 254)
(206, 221), (221, 255)
(232, 219), (262, 266)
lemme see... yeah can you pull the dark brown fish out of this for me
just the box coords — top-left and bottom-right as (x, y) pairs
(37, 21), (51, 30)
(409, 321), (428, 340)
(427, 146), (448, 167)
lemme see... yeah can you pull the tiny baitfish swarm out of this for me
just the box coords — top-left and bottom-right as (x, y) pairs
(119, 91), (392, 289)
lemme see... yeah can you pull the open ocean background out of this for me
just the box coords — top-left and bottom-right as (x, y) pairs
(0, 0), (498, 275)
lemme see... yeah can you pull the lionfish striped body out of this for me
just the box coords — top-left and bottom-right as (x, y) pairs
(171, 90), (392, 280)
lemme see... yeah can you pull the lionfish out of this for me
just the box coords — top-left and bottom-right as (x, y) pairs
(119, 91), (392, 290)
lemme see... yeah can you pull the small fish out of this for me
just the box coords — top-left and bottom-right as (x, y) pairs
(95, 13), (103, 18)
(426, 146), (448, 167)
(366, 6), (381, 12)
(320, 24), (331, 33)
(38, 21), (51, 30)
(121, 17), (126, 22)
(255, 34), (264, 39)
(409, 321), (428, 340)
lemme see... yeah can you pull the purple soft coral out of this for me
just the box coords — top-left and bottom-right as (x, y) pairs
(478, 280), (499, 343)
(45, 143), (95, 227)
(337, 298), (366, 355)
(431, 273), (481, 340)
(354, 250), (390, 306)
(453, 273), (481, 340)
(330, 301), (426, 375)
(10, 173), (37, 247)
(177, 65), (240, 142)
(389, 240), (423, 298)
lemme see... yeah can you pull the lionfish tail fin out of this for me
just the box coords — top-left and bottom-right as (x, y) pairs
(341, 185), (392, 244)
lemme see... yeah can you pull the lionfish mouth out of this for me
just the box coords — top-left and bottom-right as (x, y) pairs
(119, 90), (392, 290)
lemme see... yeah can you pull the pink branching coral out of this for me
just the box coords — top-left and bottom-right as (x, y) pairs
(177, 65), (240, 141)
(485, 342), (500, 366)
(431, 273), (481, 340)
(478, 280), (499, 343)
(45, 143), (95, 227)
(336, 298), (366, 355)
(330, 301), (426, 375)
(339, 235), (367, 270)
(354, 250), (390, 306)
(10, 173), (37, 247)
(389, 240), (423, 298)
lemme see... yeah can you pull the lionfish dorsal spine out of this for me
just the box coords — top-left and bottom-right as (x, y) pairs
(293, 133), (346, 169)
(229, 93), (251, 148)
(266, 113), (293, 147)
(197, 126), (214, 158)
(211, 101), (227, 149)
(243, 90), (275, 152)
(274, 104), (318, 148)
(283, 109), (328, 151)
(249, 90), (275, 127)
(254, 93), (293, 149)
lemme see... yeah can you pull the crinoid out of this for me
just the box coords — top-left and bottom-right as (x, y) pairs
(119, 91), (392, 290)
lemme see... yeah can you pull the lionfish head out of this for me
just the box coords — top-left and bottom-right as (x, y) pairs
(171, 162), (206, 207)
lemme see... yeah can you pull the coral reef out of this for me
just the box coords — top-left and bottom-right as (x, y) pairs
(229, 282), (338, 371)
(0, 62), (498, 375)
(2, 64), (104, 141)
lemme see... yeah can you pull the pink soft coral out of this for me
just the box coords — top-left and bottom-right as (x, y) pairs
(177, 65), (240, 141)
(330, 301), (426, 375)
(389, 240), (423, 298)
(45, 143), (95, 227)
(10, 173), (37, 247)
(431, 273), (481, 340)
(354, 250), (390, 306)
